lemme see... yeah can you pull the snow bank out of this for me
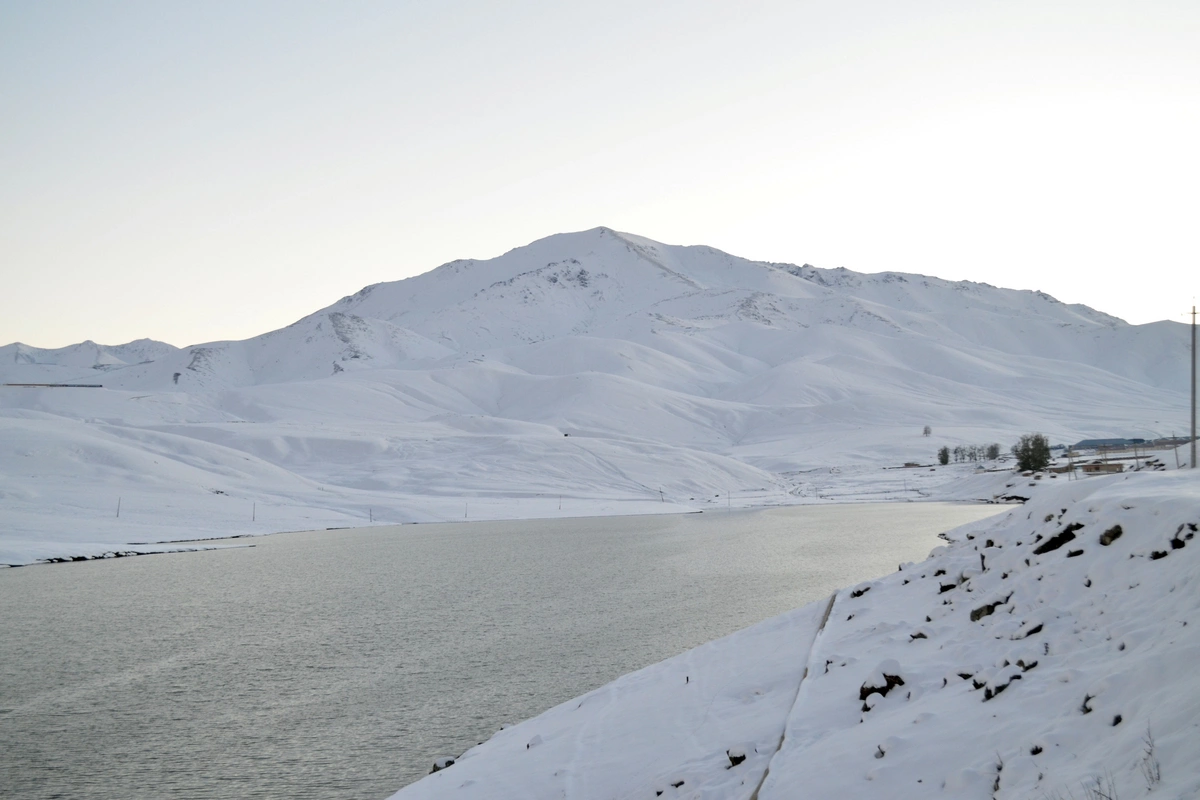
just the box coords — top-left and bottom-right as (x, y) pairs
(391, 470), (1200, 799)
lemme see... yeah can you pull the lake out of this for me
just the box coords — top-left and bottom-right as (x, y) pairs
(0, 502), (1004, 799)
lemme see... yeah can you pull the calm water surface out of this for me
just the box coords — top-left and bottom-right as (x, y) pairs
(0, 503), (1003, 799)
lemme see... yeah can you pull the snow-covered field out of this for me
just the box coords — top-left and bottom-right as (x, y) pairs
(1, 228), (1192, 565)
(392, 470), (1200, 800)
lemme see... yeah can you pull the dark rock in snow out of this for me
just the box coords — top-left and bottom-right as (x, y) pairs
(1033, 523), (1084, 555)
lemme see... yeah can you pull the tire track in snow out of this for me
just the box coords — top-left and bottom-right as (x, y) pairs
(748, 591), (839, 800)
(563, 682), (619, 799)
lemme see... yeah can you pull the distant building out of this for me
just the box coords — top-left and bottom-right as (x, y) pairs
(1073, 438), (1140, 450)
(1081, 462), (1124, 474)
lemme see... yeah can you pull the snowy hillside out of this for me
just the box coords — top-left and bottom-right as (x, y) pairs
(1, 228), (1193, 563)
(391, 470), (1200, 800)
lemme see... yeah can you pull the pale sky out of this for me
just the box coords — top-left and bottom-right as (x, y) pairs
(2, 1), (1197, 349)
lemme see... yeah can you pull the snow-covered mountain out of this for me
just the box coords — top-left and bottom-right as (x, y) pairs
(0, 228), (1192, 563)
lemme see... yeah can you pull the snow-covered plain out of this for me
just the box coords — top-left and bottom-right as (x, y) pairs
(1, 227), (1192, 564)
(392, 470), (1200, 800)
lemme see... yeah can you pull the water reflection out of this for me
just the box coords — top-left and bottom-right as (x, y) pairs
(0, 503), (1003, 799)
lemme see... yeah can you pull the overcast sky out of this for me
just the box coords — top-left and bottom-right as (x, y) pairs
(2, 1), (1197, 348)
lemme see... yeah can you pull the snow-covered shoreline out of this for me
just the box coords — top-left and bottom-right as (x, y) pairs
(392, 470), (1200, 799)
(0, 452), (1171, 568)
(0, 462), (1017, 568)
(0, 494), (695, 568)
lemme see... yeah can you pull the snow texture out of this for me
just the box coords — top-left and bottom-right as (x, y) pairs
(392, 470), (1200, 800)
(1, 227), (1192, 564)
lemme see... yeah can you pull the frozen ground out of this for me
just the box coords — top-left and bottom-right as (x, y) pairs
(392, 469), (1200, 800)
(1, 228), (1192, 565)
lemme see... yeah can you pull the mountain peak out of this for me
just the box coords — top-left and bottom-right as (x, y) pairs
(3, 229), (1186, 398)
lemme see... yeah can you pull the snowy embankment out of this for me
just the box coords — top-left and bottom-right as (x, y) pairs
(392, 470), (1200, 800)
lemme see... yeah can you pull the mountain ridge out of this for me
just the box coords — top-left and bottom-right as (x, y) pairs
(7, 228), (1168, 391)
(0, 227), (1151, 375)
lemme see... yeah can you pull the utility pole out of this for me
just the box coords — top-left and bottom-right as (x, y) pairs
(1191, 305), (1197, 469)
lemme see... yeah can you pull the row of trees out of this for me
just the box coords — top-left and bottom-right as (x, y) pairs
(937, 443), (1002, 465)
(935, 434), (1052, 471)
